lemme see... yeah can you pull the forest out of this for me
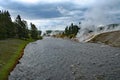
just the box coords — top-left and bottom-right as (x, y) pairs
(0, 10), (42, 40)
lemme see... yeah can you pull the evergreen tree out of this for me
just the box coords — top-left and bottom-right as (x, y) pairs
(0, 24), (7, 39)
(65, 26), (69, 36)
(0, 10), (14, 39)
(64, 23), (80, 38)
(5, 11), (15, 38)
(15, 15), (29, 39)
(20, 20), (29, 38)
(38, 30), (42, 36)
(30, 23), (38, 39)
(15, 15), (23, 38)
(0, 10), (41, 40)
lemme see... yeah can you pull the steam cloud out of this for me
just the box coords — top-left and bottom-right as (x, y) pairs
(77, 0), (120, 41)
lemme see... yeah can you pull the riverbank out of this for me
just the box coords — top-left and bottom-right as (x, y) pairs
(0, 39), (34, 80)
(88, 30), (120, 47)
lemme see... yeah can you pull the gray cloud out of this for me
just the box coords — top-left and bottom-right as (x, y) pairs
(0, 0), (120, 31)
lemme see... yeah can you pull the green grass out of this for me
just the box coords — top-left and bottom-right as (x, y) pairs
(0, 39), (34, 80)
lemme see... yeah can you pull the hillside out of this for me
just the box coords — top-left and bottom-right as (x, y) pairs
(88, 30), (120, 47)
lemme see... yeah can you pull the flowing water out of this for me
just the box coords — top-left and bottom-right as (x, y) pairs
(9, 38), (120, 80)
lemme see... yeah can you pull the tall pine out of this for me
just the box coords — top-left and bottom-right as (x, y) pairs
(30, 23), (38, 39)
(0, 10), (14, 39)
(15, 15), (29, 39)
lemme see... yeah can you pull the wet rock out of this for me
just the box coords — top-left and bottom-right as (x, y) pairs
(98, 64), (104, 67)
(94, 74), (105, 80)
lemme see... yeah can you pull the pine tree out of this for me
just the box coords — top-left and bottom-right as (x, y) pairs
(30, 23), (38, 39)
(65, 26), (69, 36)
(64, 23), (80, 38)
(5, 11), (15, 38)
(0, 10), (14, 39)
(15, 15), (23, 38)
(0, 10), (42, 40)
(15, 15), (29, 39)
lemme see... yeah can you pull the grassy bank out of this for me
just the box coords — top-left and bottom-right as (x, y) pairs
(0, 39), (33, 80)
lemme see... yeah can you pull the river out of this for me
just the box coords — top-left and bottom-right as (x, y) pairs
(9, 37), (120, 80)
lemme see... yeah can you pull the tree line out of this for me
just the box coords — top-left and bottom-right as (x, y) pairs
(62, 23), (80, 38)
(0, 10), (42, 40)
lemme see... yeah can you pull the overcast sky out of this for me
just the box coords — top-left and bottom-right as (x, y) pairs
(0, 0), (120, 31)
